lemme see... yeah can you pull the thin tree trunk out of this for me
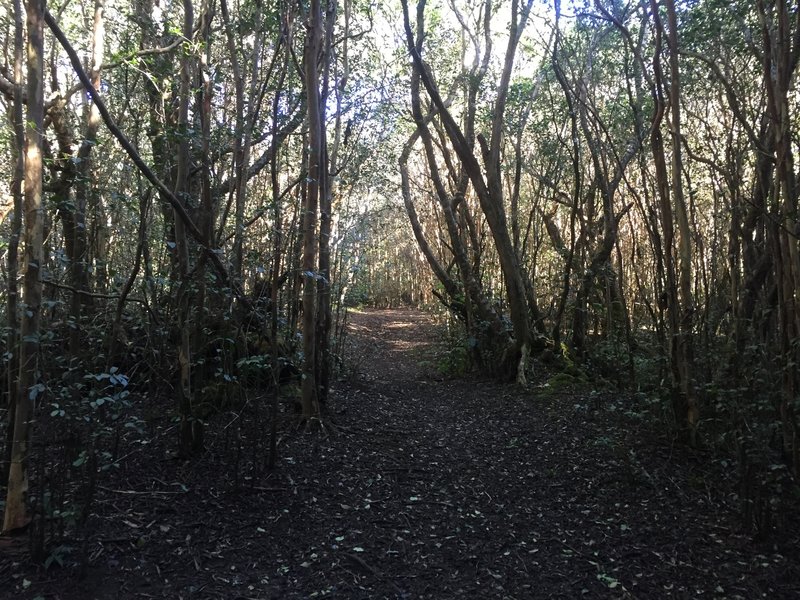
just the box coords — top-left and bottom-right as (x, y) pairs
(316, 0), (337, 406)
(69, 0), (105, 355)
(110, 189), (151, 361)
(301, 0), (323, 420)
(400, 131), (460, 302)
(3, 0), (26, 484)
(190, 1), (215, 412)
(269, 22), (291, 469)
(664, 0), (698, 440)
(4, 0), (45, 534)
(756, 0), (800, 474)
(176, 0), (200, 455)
(221, 0), (262, 280)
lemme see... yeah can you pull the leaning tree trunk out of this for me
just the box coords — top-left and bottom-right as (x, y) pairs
(402, 1), (509, 370)
(406, 31), (512, 368)
(4, 0), (45, 534)
(401, 0), (537, 382)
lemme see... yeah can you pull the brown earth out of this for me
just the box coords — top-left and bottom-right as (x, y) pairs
(2, 308), (799, 599)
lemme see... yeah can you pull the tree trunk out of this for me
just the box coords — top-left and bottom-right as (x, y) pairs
(69, 0), (105, 355)
(665, 0), (699, 440)
(315, 0), (337, 407)
(301, 0), (324, 420)
(269, 29), (291, 468)
(4, 0), (45, 534)
(221, 0), (262, 280)
(401, 0), (536, 381)
(648, 0), (698, 441)
(756, 0), (800, 474)
(190, 1), (215, 418)
(176, 0), (201, 455)
(3, 0), (25, 485)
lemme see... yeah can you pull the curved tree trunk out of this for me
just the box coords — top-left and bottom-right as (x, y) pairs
(401, 0), (537, 382)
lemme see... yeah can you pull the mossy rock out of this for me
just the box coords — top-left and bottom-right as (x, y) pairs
(539, 370), (590, 397)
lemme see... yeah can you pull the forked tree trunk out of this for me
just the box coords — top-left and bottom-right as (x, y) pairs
(405, 48), (510, 371)
(401, 0), (537, 382)
(648, 0), (698, 441)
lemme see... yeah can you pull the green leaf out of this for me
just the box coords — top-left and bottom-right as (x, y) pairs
(29, 383), (45, 401)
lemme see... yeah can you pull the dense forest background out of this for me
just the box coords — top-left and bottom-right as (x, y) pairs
(1, 0), (799, 568)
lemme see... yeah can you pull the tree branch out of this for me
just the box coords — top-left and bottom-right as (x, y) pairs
(44, 9), (254, 312)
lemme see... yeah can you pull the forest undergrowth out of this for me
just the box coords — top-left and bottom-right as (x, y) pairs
(1, 308), (799, 599)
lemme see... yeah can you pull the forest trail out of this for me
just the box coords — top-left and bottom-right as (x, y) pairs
(6, 309), (800, 599)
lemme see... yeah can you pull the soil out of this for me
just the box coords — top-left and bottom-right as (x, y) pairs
(2, 308), (800, 599)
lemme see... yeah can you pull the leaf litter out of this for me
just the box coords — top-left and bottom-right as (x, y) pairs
(3, 308), (800, 599)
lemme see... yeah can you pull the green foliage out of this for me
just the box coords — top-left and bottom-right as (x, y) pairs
(236, 354), (271, 386)
(47, 365), (133, 430)
(584, 335), (630, 386)
(434, 342), (470, 377)
(431, 320), (472, 377)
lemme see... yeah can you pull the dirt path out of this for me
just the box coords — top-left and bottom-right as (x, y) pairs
(320, 310), (799, 599)
(5, 309), (799, 599)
